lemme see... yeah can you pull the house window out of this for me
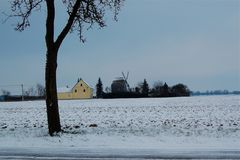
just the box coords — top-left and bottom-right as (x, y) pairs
(80, 84), (83, 86)
(83, 89), (86, 92)
(75, 89), (77, 93)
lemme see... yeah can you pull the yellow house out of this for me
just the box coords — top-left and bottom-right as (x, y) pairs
(57, 78), (93, 100)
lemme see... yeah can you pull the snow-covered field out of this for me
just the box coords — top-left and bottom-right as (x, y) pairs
(0, 95), (239, 151)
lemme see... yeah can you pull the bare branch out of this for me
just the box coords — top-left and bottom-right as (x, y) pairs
(62, 0), (124, 42)
(7, 0), (124, 41)
(8, 0), (43, 31)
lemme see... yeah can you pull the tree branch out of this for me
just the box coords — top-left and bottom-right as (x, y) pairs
(9, 0), (43, 31)
(55, 0), (81, 50)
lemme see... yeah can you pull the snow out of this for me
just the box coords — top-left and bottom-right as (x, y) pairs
(0, 95), (239, 151)
(57, 87), (72, 93)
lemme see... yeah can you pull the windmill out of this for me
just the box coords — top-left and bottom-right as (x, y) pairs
(111, 72), (131, 93)
(122, 72), (131, 92)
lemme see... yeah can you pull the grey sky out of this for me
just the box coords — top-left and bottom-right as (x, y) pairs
(0, 0), (239, 94)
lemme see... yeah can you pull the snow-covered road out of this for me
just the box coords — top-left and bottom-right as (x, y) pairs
(0, 147), (240, 159)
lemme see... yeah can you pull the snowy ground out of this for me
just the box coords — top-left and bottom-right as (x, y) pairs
(0, 95), (240, 158)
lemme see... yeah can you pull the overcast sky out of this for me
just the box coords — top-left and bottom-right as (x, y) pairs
(0, 0), (239, 94)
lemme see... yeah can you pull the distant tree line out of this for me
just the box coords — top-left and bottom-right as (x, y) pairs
(96, 78), (191, 98)
(191, 90), (240, 96)
(23, 84), (46, 97)
(149, 81), (190, 97)
(0, 84), (45, 101)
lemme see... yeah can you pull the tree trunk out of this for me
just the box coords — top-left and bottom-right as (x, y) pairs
(44, 0), (61, 136)
(45, 48), (61, 136)
(44, 0), (80, 136)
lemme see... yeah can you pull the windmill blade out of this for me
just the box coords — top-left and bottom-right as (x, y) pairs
(126, 72), (130, 90)
(121, 71), (131, 92)
(126, 72), (129, 80)
(122, 72), (126, 80)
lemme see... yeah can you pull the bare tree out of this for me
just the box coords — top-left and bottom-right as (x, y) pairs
(151, 81), (163, 97)
(36, 83), (45, 97)
(7, 0), (124, 136)
(1, 89), (11, 96)
(105, 86), (111, 93)
(24, 87), (35, 96)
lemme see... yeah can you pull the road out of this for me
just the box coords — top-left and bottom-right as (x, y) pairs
(0, 148), (240, 159)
